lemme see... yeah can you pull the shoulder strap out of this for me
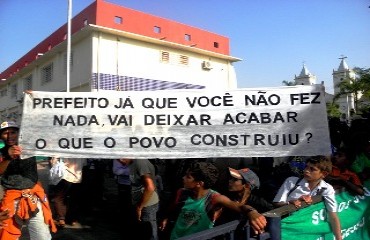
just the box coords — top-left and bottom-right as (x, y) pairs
(287, 177), (303, 197)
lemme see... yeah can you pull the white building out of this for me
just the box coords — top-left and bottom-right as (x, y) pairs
(0, 0), (240, 123)
(293, 58), (360, 119)
(332, 57), (356, 120)
(294, 64), (317, 86)
(293, 63), (334, 104)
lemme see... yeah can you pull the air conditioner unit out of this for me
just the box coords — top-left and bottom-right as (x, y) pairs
(202, 61), (212, 70)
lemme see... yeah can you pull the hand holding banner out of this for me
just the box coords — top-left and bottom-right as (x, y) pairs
(19, 85), (331, 159)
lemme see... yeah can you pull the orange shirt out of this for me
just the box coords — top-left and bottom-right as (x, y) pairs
(0, 182), (57, 240)
(331, 166), (362, 186)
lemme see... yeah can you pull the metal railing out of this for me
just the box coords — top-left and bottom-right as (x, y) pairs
(177, 219), (271, 240)
(177, 195), (324, 240)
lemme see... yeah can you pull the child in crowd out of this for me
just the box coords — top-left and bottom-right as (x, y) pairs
(326, 149), (364, 195)
(273, 155), (342, 240)
(159, 161), (267, 239)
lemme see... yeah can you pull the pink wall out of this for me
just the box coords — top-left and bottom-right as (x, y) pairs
(96, 1), (229, 54)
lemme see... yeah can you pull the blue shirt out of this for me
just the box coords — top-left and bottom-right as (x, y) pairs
(112, 159), (130, 185)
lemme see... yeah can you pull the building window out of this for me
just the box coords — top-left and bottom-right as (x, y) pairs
(161, 51), (189, 66)
(42, 63), (53, 85)
(10, 84), (17, 99)
(63, 33), (67, 40)
(114, 16), (123, 24)
(24, 75), (33, 91)
(161, 51), (170, 63)
(214, 42), (219, 48)
(179, 55), (189, 65)
(184, 34), (191, 41)
(84, 19), (88, 26)
(154, 26), (161, 33)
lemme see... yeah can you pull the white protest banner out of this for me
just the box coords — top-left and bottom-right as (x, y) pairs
(19, 85), (331, 159)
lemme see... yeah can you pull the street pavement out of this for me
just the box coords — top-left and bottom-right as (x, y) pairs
(20, 161), (123, 240)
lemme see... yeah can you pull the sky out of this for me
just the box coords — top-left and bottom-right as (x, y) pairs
(1, 0), (369, 94)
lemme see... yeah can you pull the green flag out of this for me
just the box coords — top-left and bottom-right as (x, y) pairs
(281, 180), (370, 240)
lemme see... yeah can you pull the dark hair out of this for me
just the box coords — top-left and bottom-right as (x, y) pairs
(188, 161), (219, 189)
(306, 155), (332, 173)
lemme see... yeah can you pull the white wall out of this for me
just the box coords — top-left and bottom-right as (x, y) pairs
(93, 32), (237, 90)
(0, 30), (237, 123)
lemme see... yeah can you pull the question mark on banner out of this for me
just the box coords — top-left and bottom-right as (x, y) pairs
(305, 133), (312, 143)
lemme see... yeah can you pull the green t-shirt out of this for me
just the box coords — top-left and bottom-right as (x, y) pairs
(351, 153), (370, 173)
(170, 189), (219, 240)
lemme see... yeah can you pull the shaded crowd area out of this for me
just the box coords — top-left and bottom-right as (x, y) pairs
(17, 158), (262, 240)
(15, 116), (370, 240)
(20, 161), (121, 240)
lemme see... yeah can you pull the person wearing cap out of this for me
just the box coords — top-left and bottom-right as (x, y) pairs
(214, 167), (273, 236)
(0, 121), (56, 240)
(159, 161), (268, 239)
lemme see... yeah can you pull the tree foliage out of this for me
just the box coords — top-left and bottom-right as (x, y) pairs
(326, 102), (341, 118)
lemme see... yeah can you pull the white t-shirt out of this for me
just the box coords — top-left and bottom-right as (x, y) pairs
(273, 176), (337, 212)
(62, 158), (87, 183)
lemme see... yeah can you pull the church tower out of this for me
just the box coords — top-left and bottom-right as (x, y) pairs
(332, 56), (355, 120)
(294, 64), (316, 85)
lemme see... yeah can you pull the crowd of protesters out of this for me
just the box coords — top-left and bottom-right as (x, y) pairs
(0, 113), (369, 240)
